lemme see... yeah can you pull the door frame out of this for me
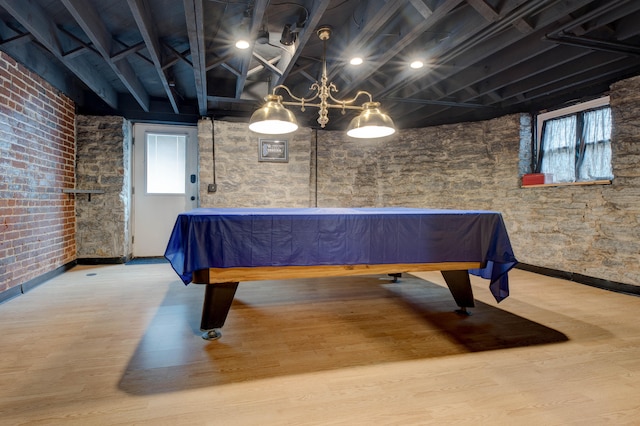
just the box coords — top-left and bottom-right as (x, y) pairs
(131, 123), (199, 257)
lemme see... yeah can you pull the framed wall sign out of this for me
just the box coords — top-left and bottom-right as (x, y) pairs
(258, 139), (288, 162)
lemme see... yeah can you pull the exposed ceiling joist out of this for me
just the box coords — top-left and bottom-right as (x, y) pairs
(127, 0), (179, 113)
(341, 0), (463, 95)
(1, 0), (639, 129)
(235, 0), (268, 99)
(378, 0), (560, 100)
(327, 0), (404, 83)
(183, 0), (207, 115)
(391, 0), (640, 126)
(0, 0), (118, 109)
(60, 0), (150, 112)
(273, 0), (331, 87)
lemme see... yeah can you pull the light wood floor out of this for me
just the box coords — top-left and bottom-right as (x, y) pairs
(1, 264), (639, 425)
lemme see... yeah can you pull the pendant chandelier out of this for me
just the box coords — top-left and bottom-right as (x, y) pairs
(249, 26), (396, 139)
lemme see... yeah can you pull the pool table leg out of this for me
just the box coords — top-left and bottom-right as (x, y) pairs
(441, 270), (475, 315)
(388, 273), (402, 282)
(200, 282), (239, 340)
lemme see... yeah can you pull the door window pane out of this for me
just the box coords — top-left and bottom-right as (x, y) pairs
(146, 133), (186, 194)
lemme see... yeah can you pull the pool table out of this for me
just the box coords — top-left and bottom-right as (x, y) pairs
(165, 207), (518, 340)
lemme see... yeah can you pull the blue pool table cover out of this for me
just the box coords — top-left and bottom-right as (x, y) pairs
(164, 207), (518, 302)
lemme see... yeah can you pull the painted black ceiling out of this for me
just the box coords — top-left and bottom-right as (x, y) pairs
(1, 0), (639, 130)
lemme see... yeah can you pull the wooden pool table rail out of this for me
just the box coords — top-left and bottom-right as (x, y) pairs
(192, 261), (482, 340)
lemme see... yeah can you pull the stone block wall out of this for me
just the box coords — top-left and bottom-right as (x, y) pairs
(75, 116), (132, 261)
(315, 77), (640, 288)
(316, 116), (521, 210)
(0, 51), (76, 293)
(199, 118), (313, 208)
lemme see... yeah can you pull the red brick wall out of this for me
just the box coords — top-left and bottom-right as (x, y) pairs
(0, 51), (76, 293)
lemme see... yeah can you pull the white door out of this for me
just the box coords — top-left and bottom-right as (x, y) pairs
(133, 123), (198, 257)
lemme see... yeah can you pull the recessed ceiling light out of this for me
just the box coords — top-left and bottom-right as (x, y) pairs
(410, 60), (424, 69)
(235, 39), (250, 49)
(350, 57), (363, 66)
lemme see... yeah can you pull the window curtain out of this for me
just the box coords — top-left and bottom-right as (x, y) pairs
(577, 107), (613, 181)
(539, 115), (577, 183)
(537, 106), (613, 183)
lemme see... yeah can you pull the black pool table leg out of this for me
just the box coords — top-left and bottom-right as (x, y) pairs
(388, 273), (402, 282)
(441, 270), (475, 315)
(200, 282), (239, 340)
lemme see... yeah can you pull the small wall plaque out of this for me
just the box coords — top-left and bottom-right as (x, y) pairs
(258, 139), (288, 162)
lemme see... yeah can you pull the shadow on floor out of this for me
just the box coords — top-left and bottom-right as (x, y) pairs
(119, 275), (575, 395)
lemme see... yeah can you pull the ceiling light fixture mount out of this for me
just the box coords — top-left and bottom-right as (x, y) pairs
(249, 26), (396, 138)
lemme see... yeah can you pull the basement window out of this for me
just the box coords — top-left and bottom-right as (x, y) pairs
(534, 96), (613, 184)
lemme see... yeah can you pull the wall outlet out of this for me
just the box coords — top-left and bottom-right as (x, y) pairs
(208, 184), (217, 193)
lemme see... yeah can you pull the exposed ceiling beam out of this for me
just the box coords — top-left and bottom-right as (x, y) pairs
(56, 25), (101, 57)
(439, 32), (559, 96)
(0, 19), (83, 103)
(61, 46), (89, 60)
(392, 0), (639, 123)
(183, 0), (207, 115)
(206, 96), (257, 105)
(383, 1), (556, 107)
(407, 23), (569, 105)
(110, 41), (146, 63)
(341, 0), (464, 94)
(251, 52), (282, 77)
(162, 43), (192, 69)
(385, 97), (493, 108)
(0, 0), (118, 109)
(127, 0), (180, 113)
(408, 0), (434, 18)
(615, 10), (640, 39)
(466, 0), (499, 22)
(0, 29), (31, 46)
(327, 0), (405, 82)
(222, 62), (241, 78)
(288, 62), (314, 79)
(60, 0), (150, 112)
(235, 0), (268, 98)
(554, 0), (637, 35)
(205, 53), (234, 72)
(1, 0), (636, 129)
(377, 0), (561, 99)
(545, 34), (640, 56)
(500, 53), (635, 103)
(114, 39), (155, 66)
(475, 45), (591, 101)
(467, 0), (536, 31)
(206, 95), (257, 114)
(400, 44), (595, 123)
(274, 0), (331, 87)
(419, 51), (633, 126)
